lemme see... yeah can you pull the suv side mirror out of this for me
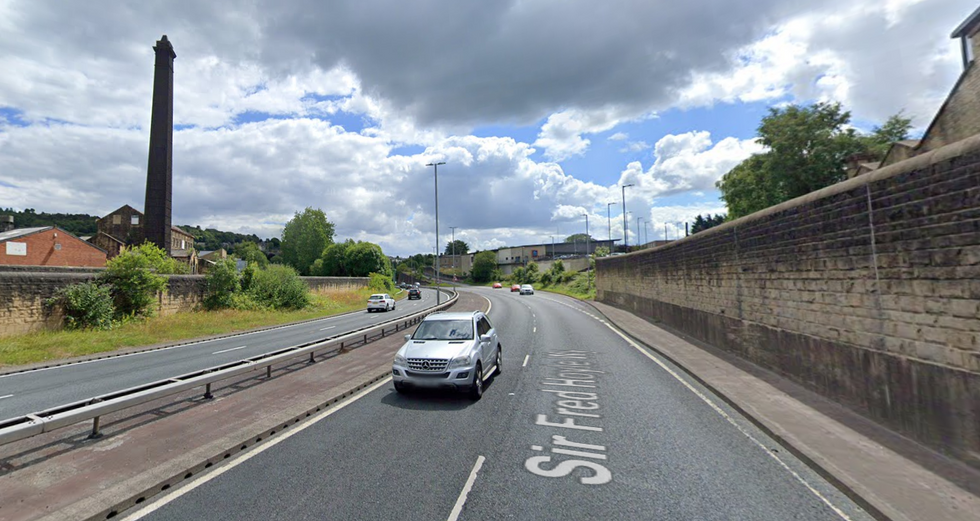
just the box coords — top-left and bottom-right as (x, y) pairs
(404, 334), (412, 341)
(480, 334), (492, 343)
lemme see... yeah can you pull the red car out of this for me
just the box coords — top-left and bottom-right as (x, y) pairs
(492, 282), (502, 289)
(510, 284), (520, 292)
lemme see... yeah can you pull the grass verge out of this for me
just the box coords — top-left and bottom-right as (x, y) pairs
(0, 287), (385, 368)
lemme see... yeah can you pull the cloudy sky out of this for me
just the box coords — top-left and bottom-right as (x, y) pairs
(0, 0), (972, 256)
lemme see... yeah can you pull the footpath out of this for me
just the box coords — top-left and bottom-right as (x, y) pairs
(590, 300), (980, 521)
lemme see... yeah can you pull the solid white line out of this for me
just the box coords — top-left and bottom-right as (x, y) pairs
(319, 326), (336, 331)
(447, 455), (486, 521)
(120, 377), (391, 521)
(211, 345), (247, 355)
(0, 394), (13, 400)
(603, 323), (854, 521)
(522, 355), (529, 367)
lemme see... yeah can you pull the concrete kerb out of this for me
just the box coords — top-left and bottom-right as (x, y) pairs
(0, 291), (414, 378)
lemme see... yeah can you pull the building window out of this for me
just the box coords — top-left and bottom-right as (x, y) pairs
(131, 215), (139, 225)
(112, 215), (121, 225)
(181, 240), (186, 249)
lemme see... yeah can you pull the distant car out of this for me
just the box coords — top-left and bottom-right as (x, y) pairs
(520, 284), (534, 295)
(492, 282), (502, 289)
(392, 310), (502, 399)
(408, 288), (422, 300)
(510, 284), (520, 292)
(367, 293), (395, 312)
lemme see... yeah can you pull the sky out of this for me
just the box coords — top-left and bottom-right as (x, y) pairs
(0, 0), (973, 257)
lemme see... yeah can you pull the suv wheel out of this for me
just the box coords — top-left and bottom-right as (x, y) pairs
(394, 382), (407, 394)
(469, 363), (483, 400)
(495, 345), (502, 376)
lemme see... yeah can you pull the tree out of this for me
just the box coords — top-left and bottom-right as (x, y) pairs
(860, 112), (913, 160)
(345, 241), (391, 277)
(470, 251), (498, 282)
(444, 239), (470, 256)
(691, 213), (727, 234)
(593, 246), (610, 257)
(101, 243), (186, 317)
(718, 102), (873, 220)
(234, 241), (269, 267)
(279, 207), (335, 275)
(204, 258), (241, 310)
(318, 240), (353, 276)
(564, 233), (594, 243)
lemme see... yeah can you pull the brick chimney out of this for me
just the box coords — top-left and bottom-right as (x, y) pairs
(143, 35), (176, 254)
(0, 215), (13, 232)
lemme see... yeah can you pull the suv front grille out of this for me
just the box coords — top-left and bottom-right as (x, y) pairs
(407, 358), (449, 371)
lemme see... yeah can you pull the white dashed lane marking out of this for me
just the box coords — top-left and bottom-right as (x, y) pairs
(211, 345), (247, 355)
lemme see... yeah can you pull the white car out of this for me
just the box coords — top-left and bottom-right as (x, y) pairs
(392, 311), (502, 400)
(520, 284), (534, 295)
(367, 293), (395, 312)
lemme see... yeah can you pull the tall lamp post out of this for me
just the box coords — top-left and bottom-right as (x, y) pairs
(551, 235), (555, 260)
(606, 202), (616, 245)
(426, 161), (445, 304)
(637, 217), (644, 249)
(622, 184), (634, 251)
(449, 226), (457, 293)
(644, 221), (650, 246)
(582, 213), (591, 291)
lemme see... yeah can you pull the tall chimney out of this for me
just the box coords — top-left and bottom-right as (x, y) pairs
(144, 35), (176, 254)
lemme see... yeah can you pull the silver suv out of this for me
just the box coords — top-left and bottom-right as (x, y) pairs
(392, 311), (501, 400)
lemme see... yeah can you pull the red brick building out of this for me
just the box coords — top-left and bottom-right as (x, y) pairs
(0, 226), (107, 267)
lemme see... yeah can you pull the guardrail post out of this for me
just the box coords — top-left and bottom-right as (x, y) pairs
(89, 416), (102, 439)
(363, 333), (367, 345)
(266, 365), (272, 378)
(204, 383), (213, 400)
(309, 351), (316, 363)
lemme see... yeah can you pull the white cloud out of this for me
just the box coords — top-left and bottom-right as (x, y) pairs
(607, 132), (628, 141)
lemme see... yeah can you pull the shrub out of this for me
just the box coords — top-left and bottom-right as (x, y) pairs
(204, 258), (241, 310)
(368, 272), (394, 292)
(240, 262), (257, 291)
(247, 264), (310, 310)
(102, 243), (183, 317)
(47, 281), (115, 330)
(538, 272), (553, 287)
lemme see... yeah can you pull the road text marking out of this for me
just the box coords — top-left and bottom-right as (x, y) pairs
(211, 345), (247, 355)
(447, 455), (486, 521)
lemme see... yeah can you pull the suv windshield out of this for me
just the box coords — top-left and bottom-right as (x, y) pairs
(413, 319), (473, 340)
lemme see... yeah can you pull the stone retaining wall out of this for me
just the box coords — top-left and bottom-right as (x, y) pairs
(597, 135), (980, 468)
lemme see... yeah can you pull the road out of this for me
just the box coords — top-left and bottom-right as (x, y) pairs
(122, 287), (873, 521)
(0, 288), (442, 420)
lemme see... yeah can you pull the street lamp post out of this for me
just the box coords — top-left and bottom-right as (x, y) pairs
(583, 213), (591, 291)
(637, 217), (644, 249)
(426, 161), (445, 304)
(644, 221), (650, 246)
(622, 184), (634, 251)
(449, 226), (457, 293)
(606, 202), (616, 243)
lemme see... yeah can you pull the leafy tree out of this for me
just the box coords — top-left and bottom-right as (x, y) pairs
(550, 260), (565, 275)
(564, 233), (594, 243)
(859, 112), (913, 160)
(279, 207), (335, 275)
(717, 154), (780, 219)
(593, 246), (610, 257)
(203, 258), (241, 310)
(470, 251), (498, 282)
(102, 243), (186, 317)
(691, 214), (727, 234)
(318, 240), (354, 276)
(2, 208), (98, 236)
(234, 241), (269, 267)
(345, 241), (391, 277)
(444, 239), (470, 256)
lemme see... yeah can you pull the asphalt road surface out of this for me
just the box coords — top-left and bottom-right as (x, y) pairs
(122, 287), (873, 521)
(0, 288), (442, 420)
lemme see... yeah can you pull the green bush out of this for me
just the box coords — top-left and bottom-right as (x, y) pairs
(204, 259), (241, 310)
(102, 243), (185, 317)
(240, 262), (257, 291)
(47, 281), (115, 330)
(247, 264), (310, 310)
(368, 272), (394, 292)
(538, 272), (553, 287)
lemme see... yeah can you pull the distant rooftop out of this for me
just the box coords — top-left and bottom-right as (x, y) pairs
(0, 226), (51, 242)
(951, 5), (980, 38)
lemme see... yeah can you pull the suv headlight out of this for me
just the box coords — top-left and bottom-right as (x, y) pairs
(446, 354), (473, 370)
(394, 354), (407, 366)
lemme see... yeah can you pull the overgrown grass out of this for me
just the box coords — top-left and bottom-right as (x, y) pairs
(0, 287), (384, 368)
(515, 272), (595, 300)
